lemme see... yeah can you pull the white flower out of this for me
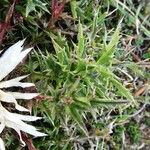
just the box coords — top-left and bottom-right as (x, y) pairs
(0, 138), (5, 150)
(0, 40), (46, 149)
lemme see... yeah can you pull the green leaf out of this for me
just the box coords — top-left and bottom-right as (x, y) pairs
(76, 97), (91, 107)
(93, 64), (135, 104)
(67, 105), (83, 125)
(91, 99), (128, 107)
(67, 77), (80, 95)
(97, 24), (121, 65)
(143, 51), (150, 59)
(110, 78), (135, 104)
(26, 0), (49, 17)
(70, 0), (77, 19)
(51, 39), (69, 68)
(74, 60), (87, 74)
(34, 0), (49, 13)
(26, 0), (36, 17)
(77, 21), (85, 58)
(66, 105), (88, 136)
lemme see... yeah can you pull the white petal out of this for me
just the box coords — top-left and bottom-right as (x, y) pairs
(0, 40), (32, 81)
(6, 114), (46, 137)
(0, 124), (5, 133)
(0, 104), (46, 137)
(0, 138), (5, 150)
(0, 75), (34, 88)
(0, 90), (29, 112)
(15, 105), (29, 112)
(12, 113), (42, 122)
(7, 92), (39, 100)
(25, 129), (47, 137)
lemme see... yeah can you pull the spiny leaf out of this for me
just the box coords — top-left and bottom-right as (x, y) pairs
(26, 0), (49, 17)
(66, 105), (83, 126)
(77, 21), (85, 58)
(76, 97), (91, 107)
(26, 0), (36, 17)
(70, 0), (77, 19)
(110, 78), (135, 104)
(51, 38), (69, 68)
(97, 24), (121, 65)
(91, 99), (128, 107)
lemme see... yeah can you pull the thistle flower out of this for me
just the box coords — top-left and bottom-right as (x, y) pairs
(0, 40), (46, 150)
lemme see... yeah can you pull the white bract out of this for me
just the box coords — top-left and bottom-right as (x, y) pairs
(0, 40), (46, 150)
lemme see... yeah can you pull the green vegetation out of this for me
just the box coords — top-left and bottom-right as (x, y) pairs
(127, 121), (141, 144)
(0, 0), (149, 149)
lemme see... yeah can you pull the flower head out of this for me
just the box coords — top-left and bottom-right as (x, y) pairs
(0, 40), (46, 149)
